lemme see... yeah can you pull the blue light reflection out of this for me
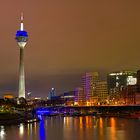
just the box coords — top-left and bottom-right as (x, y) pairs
(39, 120), (46, 140)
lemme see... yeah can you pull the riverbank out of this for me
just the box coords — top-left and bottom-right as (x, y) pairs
(0, 112), (39, 125)
(35, 105), (140, 119)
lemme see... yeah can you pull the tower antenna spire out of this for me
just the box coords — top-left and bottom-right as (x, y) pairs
(20, 12), (24, 31)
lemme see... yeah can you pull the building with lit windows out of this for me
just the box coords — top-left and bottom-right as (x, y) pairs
(136, 70), (140, 104)
(82, 72), (99, 105)
(137, 70), (140, 93)
(74, 87), (85, 106)
(121, 85), (137, 104)
(48, 88), (56, 100)
(107, 71), (137, 100)
(63, 91), (75, 106)
(96, 81), (108, 104)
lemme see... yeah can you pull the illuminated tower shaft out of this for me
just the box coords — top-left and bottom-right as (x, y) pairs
(16, 13), (28, 98)
(19, 47), (25, 98)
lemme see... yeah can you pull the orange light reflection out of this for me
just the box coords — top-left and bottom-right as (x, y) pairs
(34, 122), (37, 136)
(79, 117), (83, 129)
(99, 117), (103, 136)
(110, 117), (116, 140)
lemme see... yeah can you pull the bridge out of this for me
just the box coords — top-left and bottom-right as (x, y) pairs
(35, 105), (140, 116)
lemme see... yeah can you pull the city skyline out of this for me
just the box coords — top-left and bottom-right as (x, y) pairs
(0, 0), (140, 97)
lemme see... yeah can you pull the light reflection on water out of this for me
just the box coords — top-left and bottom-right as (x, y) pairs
(40, 120), (46, 140)
(0, 116), (140, 140)
(0, 126), (5, 140)
(110, 117), (116, 140)
(19, 123), (24, 137)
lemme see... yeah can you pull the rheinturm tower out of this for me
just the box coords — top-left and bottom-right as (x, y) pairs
(16, 13), (28, 98)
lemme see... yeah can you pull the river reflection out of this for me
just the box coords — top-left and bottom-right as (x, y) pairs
(0, 116), (140, 140)
(19, 123), (24, 138)
(0, 126), (5, 140)
(40, 120), (46, 140)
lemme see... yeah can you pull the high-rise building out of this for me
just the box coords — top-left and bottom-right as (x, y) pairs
(82, 72), (99, 105)
(107, 71), (137, 99)
(48, 88), (56, 100)
(63, 91), (75, 106)
(96, 81), (108, 104)
(137, 70), (140, 93)
(121, 85), (137, 104)
(15, 13), (28, 98)
(74, 87), (85, 106)
(134, 70), (140, 104)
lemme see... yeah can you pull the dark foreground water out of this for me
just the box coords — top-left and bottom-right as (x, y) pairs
(0, 116), (140, 140)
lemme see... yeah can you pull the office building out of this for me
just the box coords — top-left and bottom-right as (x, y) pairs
(63, 91), (75, 106)
(121, 85), (137, 104)
(74, 87), (85, 106)
(96, 81), (108, 104)
(107, 71), (137, 99)
(137, 70), (140, 93)
(82, 72), (99, 105)
(48, 88), (56, 100)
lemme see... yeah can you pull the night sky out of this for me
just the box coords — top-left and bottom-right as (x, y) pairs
(0, 0), (140, 97)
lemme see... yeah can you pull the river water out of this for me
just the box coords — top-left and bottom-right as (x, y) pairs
(0, 116), (140, 140)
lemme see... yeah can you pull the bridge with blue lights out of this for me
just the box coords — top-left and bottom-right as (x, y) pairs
(35, 105), (140, 116)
